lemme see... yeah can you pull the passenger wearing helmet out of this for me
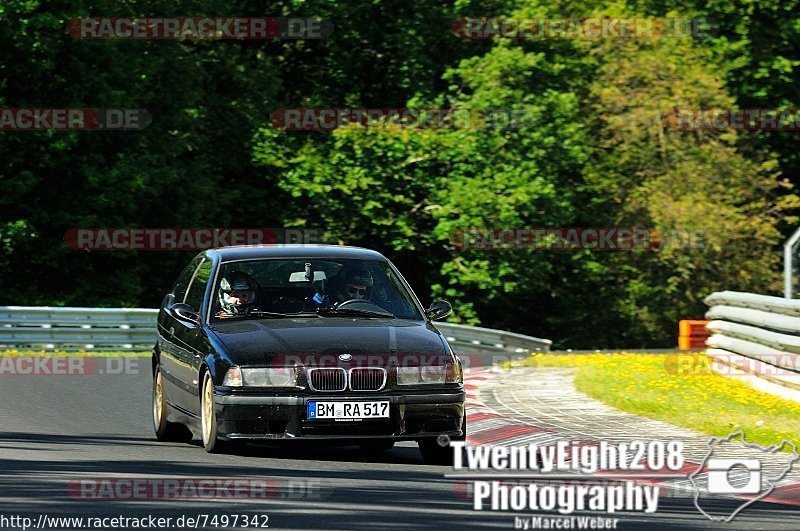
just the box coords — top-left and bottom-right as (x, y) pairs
(336, 265), (373, 302)
(216, 271), (258, 318)
(311, 265), (374, 307)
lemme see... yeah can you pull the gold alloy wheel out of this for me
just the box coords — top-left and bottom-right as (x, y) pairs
(201, 374), (214, 445)
(153, 370), (164, 427)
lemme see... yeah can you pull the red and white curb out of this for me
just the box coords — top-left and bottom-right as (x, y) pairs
(464, 367), (556, 446)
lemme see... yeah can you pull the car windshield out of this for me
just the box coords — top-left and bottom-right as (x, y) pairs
(210, 258), (423, 321)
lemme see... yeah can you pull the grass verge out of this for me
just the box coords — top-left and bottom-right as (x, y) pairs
(512, 352), (800, 449)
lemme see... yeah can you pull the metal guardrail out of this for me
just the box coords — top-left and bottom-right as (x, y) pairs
(436, 322), (551, 355)
(0, 306), (159, 350)
(704, 291), (800, 389)
(0, 306), (552, 355)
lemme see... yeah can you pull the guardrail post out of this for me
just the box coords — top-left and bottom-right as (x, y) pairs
(784, 227), (800, 299)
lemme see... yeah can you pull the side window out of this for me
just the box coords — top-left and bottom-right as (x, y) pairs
(170, 256), (203, 304)
(377, 263), (420, 319)
(184, 259), (213, 312)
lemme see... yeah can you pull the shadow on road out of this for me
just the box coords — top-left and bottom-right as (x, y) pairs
(0, 430), (432, 464)
(0, 431), (482, 530)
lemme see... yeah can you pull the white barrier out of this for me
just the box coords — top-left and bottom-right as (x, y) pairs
(704, 291), (800, 388)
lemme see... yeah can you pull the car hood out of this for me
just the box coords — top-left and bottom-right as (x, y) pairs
(207, 318), (451, 367)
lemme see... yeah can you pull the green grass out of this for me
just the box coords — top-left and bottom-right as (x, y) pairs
(0, 349), (149, 357)
(511, 352), (800, 449)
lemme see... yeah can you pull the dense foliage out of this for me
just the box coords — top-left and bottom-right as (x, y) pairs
(1, 0), (798, 348)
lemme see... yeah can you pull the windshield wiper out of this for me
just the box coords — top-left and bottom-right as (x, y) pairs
(224, 310), (318, 319)
(316, 307), (395, 318)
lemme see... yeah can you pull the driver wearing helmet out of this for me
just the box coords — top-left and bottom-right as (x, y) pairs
(312, 265), (373, 307)
(216, 271), (258, 318)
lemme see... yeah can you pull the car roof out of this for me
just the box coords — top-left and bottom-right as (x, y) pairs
(208, 244), (388, 262)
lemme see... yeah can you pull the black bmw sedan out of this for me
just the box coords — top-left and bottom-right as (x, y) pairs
(152, 245), (465, 463)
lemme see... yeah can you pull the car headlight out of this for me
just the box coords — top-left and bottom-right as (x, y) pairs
(223, 366), (297, 387)
(421, 365), (447, 383)
(396, 366), (422, 385)
(397, 361), (462, 385)
(451, 356), (464, 384)
(222, 366), (243, 386)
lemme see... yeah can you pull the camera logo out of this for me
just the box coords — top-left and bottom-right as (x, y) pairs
(689, 431), (800, 522)
(706, 458), (761, 494)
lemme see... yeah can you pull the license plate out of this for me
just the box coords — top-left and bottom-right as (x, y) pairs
(307, 400), (390, 420)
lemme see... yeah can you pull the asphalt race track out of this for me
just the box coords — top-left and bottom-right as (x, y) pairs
(0, 356), (798, 530)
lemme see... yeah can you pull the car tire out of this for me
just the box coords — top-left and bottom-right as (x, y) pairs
(359, 440), (395, 453)
(153, 367), (193, 443)
(419, 415), (466, 465)
(200, 371), (232, 453)
(419, 438), (453, 465)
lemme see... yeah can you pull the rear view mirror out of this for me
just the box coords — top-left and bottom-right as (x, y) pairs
(426, 300), (452, 321)
(289, 271), (327, 283)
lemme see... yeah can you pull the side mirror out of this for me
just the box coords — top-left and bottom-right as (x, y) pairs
(168, 302), (199, 325)
(161, 293), (175, 308)
(425, 300), (452, 321)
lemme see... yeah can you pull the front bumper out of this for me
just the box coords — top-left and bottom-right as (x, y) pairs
(213, 389), (465, 441)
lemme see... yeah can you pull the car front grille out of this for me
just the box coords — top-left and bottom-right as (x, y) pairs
(308, 368), (347, 392)
(349, 368), (386, 391)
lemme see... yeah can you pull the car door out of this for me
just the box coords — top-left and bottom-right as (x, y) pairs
(159, 255), (204, 413)
(171, 257), (214, 413)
